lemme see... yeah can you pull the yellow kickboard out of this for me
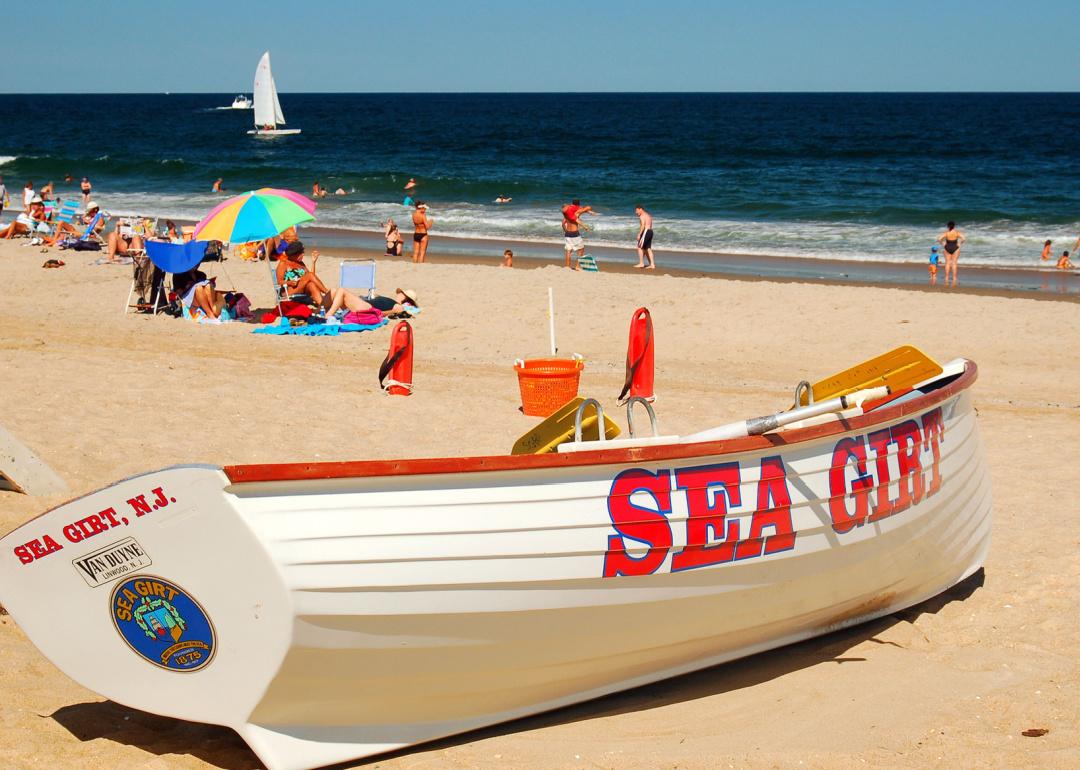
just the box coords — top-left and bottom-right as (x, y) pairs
(511, 397), (621, 455)
(803, 345), (943, 406)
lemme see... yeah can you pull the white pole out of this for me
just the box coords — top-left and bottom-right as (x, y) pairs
(547, 287), (557, 355)
(682, 386), (890, 443)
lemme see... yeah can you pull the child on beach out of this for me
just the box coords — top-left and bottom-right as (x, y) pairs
(501, 249), (513, 267)
(928, 245), (940, 285)
(1041, 240), (1052, 260)
(1058, 251), (1074, 270)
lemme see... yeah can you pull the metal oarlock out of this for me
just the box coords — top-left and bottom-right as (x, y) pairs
(625, 396), (659, 439)
(573, 399), (607, 444)
(794, 380), (814, 408)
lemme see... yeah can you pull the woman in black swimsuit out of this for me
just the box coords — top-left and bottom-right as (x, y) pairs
(937, 220), (965, 287)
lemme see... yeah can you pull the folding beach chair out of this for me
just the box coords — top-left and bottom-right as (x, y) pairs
(127, 240), (207, 315)
(77, 211), (105, 242)
(339, 259), (377, 299)
(578, 254), (599, 272)
(51, 200), (80, 233)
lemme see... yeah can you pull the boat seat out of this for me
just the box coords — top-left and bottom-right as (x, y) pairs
(557, 434), (679, 453)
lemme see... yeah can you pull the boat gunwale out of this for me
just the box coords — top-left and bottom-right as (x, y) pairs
(223, 361), (978, 484)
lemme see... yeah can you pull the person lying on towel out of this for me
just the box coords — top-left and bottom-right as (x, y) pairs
(364, 287), (420, 316)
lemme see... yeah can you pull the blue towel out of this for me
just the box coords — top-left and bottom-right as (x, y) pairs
(252, 318), (389, 336)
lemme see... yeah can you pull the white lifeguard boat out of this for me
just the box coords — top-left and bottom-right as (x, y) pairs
(0, 358), (991, 770)
(247, 51), (300, 136)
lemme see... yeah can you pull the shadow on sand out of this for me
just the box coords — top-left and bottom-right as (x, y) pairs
(50, 569), (984, 770)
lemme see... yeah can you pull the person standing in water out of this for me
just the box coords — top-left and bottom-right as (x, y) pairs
(212, 178), (224, 193)
(411, 202), (432, 263)
(80, 177), (92, 206)
(936, 220), (965, 286)
(634, 205), (655, 269)
(1041, 240), (1052, 261)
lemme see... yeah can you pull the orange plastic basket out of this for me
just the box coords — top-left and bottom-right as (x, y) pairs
(514, 357), (585, 417)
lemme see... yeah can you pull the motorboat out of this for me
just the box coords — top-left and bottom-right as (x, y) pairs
(231, 94), (253, 110)
(0, 356), (991, 770)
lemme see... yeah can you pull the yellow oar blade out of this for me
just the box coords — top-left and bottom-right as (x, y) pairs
(804, 345), (943, 405)
(511, 397), (621, 455)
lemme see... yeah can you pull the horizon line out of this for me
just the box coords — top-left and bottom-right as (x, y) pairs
(1, 89), (1079, 96)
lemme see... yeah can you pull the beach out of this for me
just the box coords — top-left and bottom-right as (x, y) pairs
(0, 236), (1077, 769)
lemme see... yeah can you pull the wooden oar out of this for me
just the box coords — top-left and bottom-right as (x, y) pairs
(799, 345), (942, 406)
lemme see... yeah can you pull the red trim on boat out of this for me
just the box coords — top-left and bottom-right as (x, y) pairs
(223, 362), (978, 484)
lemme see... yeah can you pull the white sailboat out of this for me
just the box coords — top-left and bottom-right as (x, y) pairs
(248, 51), (300, 136)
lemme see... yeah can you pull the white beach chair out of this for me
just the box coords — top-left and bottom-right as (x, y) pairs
(339, 259), (377, 299)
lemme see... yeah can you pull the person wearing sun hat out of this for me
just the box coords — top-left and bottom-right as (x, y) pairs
(322, 286), (421, 325)
(44, 199), (103, 245)
(0, 195), (49, 239)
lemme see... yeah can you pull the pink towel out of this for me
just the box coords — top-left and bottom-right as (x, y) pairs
(343, 308), (384, 326)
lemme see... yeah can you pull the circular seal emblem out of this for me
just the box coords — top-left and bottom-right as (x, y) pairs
(110, 575), (216, 672)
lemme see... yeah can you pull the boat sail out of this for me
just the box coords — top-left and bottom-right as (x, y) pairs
(248, 52), (299, 136)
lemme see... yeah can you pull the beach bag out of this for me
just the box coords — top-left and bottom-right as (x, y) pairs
(72, 240), (102, 251)
(343, 308), (383, 326)
(225, 292), (253, 319)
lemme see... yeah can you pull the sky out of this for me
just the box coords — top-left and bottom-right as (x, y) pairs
(4, 0), (1078, 93)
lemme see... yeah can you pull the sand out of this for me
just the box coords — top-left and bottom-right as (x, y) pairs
(0, 236), (1077, 769)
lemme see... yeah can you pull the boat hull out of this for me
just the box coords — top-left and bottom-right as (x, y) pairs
(0, 364), (991, 770)
(248, 128), (301, 136)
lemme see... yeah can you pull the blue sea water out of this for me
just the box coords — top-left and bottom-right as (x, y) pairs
(1, 92), (1078, 267)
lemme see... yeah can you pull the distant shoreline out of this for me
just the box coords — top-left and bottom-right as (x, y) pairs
(295, 226), (1080, 302)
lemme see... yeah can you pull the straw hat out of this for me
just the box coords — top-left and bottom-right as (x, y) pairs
(397, 288), (419, 306)
(85, 200), (99, 210)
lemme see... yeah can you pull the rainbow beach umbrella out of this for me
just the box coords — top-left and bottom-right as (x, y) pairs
(193, 188), (316, 243)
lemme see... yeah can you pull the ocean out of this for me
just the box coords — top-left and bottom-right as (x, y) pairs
(1, 92), (1078, 269)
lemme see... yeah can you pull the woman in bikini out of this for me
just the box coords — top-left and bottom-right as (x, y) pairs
(937, 221), (965, 287)
(411, 202), (432, 264)
(384, 218), (404, 256)
(276, 240), (330, 304)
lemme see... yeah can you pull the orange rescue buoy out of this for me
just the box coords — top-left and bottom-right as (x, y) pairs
(379, 321), (414, 396)
(618, 307), (654, 403)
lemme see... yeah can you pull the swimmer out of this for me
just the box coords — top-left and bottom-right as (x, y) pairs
(1058, 251), (1074, 270)
(334, 188), (346, 196)
(494, 195), (512, 204)
(1041, 239), (1052, 260)
(311, 181), (327, 198)
(936, 220), (965, 286)
(212, 178), (224, 193)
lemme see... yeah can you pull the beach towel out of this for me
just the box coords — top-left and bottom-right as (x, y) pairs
(252, 318), (389, 336)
